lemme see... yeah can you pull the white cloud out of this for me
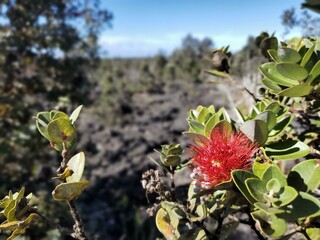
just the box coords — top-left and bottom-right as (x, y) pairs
(98, 31), (251, 58)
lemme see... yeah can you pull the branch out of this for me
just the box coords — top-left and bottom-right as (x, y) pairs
(67, 200), (88, 240)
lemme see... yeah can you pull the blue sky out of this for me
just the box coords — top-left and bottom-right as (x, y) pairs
(100, 0), (304, 58)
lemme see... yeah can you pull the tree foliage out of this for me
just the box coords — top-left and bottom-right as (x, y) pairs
(0, 0), (111, 237)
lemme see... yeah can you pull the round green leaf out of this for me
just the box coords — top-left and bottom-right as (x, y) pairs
(277, 47), (301, 63)
(252, 210), (287, 238)
(287, 159), (320, 192)
(262, 164), (287, 186)
(52, 180), (89, 201)
(266, 179), (281, 193)
(232, 170), (258, 204)
(66, 152), (85, 183)
(51, 111), (69, 121)
(254, 202), (285, 214)
(275, 63), (308, 81)
(252, 159), (272, 179)
(278, 192), (320, 220)
(47, 118), (76, 143)
(245, 178), (267, 203)
(273, 186), (298, 207)
(156, 208), (179, 240)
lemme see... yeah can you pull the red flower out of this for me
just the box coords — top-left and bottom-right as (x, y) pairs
(190, 127), (258, 189)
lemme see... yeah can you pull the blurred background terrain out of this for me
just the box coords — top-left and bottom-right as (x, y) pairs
(0, 0), (319, 239)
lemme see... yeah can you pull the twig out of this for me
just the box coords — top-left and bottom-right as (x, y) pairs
(169, 167), (176, 201)
(300, 229), (312, 240)
(67, 200), (88, 240)
(244, 87), (259, 102)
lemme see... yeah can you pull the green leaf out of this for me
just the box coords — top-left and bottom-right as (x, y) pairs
(47, 118), (76, 143)
(53, 137), (77, 152)
(300, 43), (316, 67)
(277, 47), (301, 63)
(262, 164), (287, 186)
(260, 37), (278, 58)
(4, 200), (15, 218)
(252, 158), (272, 179)
(254, 202), (285, 214)
(156, 208), (180, 240)
(287, 159), (320, 192)
(265, 101), (281, 113)
(273, 186), (298, 207)
(265, 140), (310, 160)
(240, 120), (269, 146)
(35, 111), (51, 140)
(51, 111), (69, 121)
(259, 62), (300, 87)
(0, 221), (19, 231)
(232, 170), (258, 204)
(188, 119), (205, 134)
(275, 63), (309, 81)
(205, 69), (230, 78)
(213, 120), (232, 138)
(8, 228), (27, 240)
(52, 180), (89, 201)
(278, 192), (320, 220)
(261, 77), (282, 93)
(204, 113), (221, 136)
(66, 152), (85, 183)
(197, 107), (210, 123)
(278, 84), (314, 97)
(267, 49), (280, 62)
(251, 210), (287, 238)
(69, 105), (83, 125)
(194, 204), (208, 221)
(246, 178), (267, 202)
(255, 111), (277, 131)
(268, 115), (294, 140)
(266, 179), (281, 193)
(254, 202), (286, 214)
(306, 228), (320, 240)
(306, 60), (320, 84)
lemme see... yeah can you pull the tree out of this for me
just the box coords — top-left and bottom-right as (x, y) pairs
(0, 1), (112, 237)
(282, 5), (320, 37)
